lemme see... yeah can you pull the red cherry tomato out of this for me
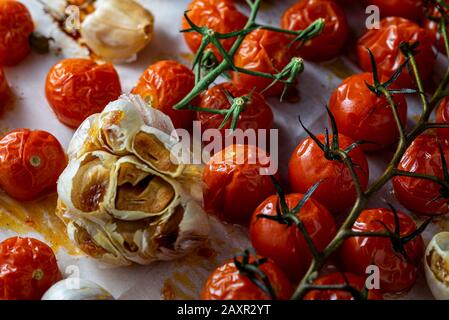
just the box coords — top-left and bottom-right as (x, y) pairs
(182, 0), (247, 60)
(340, 208), (424, 293)
(132, 60), (195, 129)
(0, 237), (61, 300)
(329, 72), (408, 151)
(250, 193), (336, 281)
(435, 96), (449, 141)
(201, 257), (293, 300)
(45, 58), (122, 128)
(357, 17), (436, 88)
(232, 29), (293, 97)
(202, 144), (277, 225)
(365, 0), (424, 21)
(0, 68), (11, 111)
(423, 0), (449, 55)
(288, 134), (369, 214)
(0, 129), (67, 201)
(393, 134), (449, 216)
(281, 0), (349, 62)
(0, 0), (34, 66)
(303, 272), (383, 300)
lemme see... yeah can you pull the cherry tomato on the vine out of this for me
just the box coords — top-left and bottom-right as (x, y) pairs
(435, 96), (449, 141)
(202, 144), (277, 225)
(0, 237), (61, 300)
(281, 0), (349, 62)
(365, 0), (425, 21)
(357, 17), (436, 88)
(45, 58), (122, 128)
(423, 0), (449, 55)
(340, 208), (424, 293)
(132, 60), (195, 129)
(250, 193), (336, 281)
(0, 68), (11, 111)
(393, 134), (449, 216)
(329, 72), (408, 151)
(0, 129), (67, 201)
(0, 0), (34, 66)
(288, 134), (369, 214)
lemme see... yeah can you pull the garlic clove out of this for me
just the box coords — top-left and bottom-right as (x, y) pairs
(425, 231), (449, 300)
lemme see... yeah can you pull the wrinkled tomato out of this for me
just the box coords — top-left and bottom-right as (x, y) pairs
(202, 144), (277, 225)
(0, 129), (67, 201)
(357, 17), (436, 88)
(365, 0), (424, 21)
(0, 68), (11, 111)
(435, 96), (449, 141)
(132, 60), (195, 129)
(393, 134), (449, 216)
(281, 0), (349, 62)
(45, 58), (122, 128)
(288, 134), (369, 214)
(0, 237), (61, 300)
(329, 72), (408, 151)
(0, 0), (34, 66)
(340, 208), (424, 293)
(250, 193), (336, 281)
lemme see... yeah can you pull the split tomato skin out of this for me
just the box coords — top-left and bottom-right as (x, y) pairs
(202, 144), (277, 225)
(232, 29), (293, 97)
(393, 135), (449, 216)
(182, 0), (247, 60)
(329, 72), (408, 151)
(364, 0), (424, 21)
(288, 134), (369, 214)
(0, 129), (67, 201)
(340, 208), (424, 293)
(281, 0), (349, 62)
(45, 58), (122, 128)
(132, 60), (195, 129)
(0, 237), (62, 300)
(303, 272), (383, 300)
(0, 0), (34, 66)
(0, 68), (11, 111)
(201, 257), (293, 300)
(250, 193), (336, 281)
(436, 97), (449, 141)
(357, 17), (436, 88)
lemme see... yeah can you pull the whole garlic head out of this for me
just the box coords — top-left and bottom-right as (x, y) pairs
(80, 0), (154, 61)
(425, 232), (449, 300)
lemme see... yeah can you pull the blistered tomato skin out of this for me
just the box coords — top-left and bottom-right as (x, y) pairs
(288, 134), (369, 214)
(340, 208), (424, 293)
(365, 0), (424, 21)
(202, 144), (277, 225)
(393, 135), (449, 216)
(250, 194), (336, 281)
(0, 237), (62, 300)
(0, 68), (11, 111)
(357, 17), (436, 88)
(45, 58), (122, 128)
(132, 60), (195, 129)
(329, 73), (408, 151)
(281, 0), (349, 62)
(0, 129), (67, 201)
(0, 1), (34, 66)
(182, 0), (247, 60)
(232, 30), (293, 97)
(201, 258), (293, 300)
(436, 97), (449, 141)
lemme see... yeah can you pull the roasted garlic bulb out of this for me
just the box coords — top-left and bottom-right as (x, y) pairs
(57, 94), (209, 266)
(425, 232), (449, 300)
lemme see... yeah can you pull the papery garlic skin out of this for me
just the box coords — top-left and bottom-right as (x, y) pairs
(80, 0), (154, 61)
(425, 232), (449, 300)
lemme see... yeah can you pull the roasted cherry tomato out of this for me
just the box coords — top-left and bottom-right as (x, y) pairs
(0, 129), (67, 201)
(132, 60), (195, 129)
(365, 0), (424, 21)
(288, 134), (369, 214)
(281, 0), (349, 62)
(303, 272), (382, 300)
(424, 0), (449, 55)
(393, 134), (449, 216)
(203, 144), (277, 225)
(182, 0), (247, 60)
(232, 30), (293, 97)
(435, 96), (449, 141)
(45, 58), (122, 128)
(0, 0), (34, 66)
(250, 193), (336, 281)
(201, 256), (293, 300)
(357, 17), (436, 88)
(340, 208), (424, 293)
(329, 72), (408, 151)
(0, 237), (61, 300)
(0, 68), (11, 111)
